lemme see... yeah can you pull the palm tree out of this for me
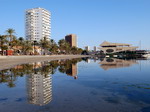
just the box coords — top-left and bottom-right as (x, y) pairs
(10, 37), (20, 54)
(50, 43), (59, 54)
(50, 39), (56, 45)
(49, 39), (58, 54)
(58, 39), (66, 47)
(22, 40), (33, 55)
(18, 37), (24, 55)
(6, 28), (16, 42)
(6, 28), (16, 51)
(40, 37), (50, 55)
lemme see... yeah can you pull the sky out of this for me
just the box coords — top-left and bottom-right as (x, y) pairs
(0, 0), (150, 49)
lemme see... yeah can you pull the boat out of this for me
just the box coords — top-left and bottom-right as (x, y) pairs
(143, 52), (150, 58)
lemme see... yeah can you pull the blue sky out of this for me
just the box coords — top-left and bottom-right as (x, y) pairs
(0, 0), (150, 49)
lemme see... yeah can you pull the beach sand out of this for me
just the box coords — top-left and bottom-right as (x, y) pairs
(0, 55), (89, 70)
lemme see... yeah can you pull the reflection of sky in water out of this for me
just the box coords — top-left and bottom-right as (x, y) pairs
(0, 59), (150, 112)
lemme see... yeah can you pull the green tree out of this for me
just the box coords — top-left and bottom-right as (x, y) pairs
(18, 37), (24, 42)
(0, 35), (8, 55)
(71, 46), (78, 54)
(22, 40), (33, 55)
(58, 39), (70, 54)
(40, 37), (50, 55)
(10, 37), (20, 54)
(6, 28), (16, 42)
(50, 44), (59, 54)
(17, 37), (25, 55)
(76, 48), (83, 54)
(49, 39), (58, 54)
(6, 28), (16, 50)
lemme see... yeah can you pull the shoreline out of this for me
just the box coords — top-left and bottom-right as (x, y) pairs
(0, 55), (90, 70)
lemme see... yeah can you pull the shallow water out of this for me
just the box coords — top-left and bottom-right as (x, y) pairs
(0, 58), (150, 112)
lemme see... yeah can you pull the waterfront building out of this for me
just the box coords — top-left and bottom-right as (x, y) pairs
(65, 34), (77, 47)
(85, 46), (90, 51)
(26, 62), (52, 106)
(100, 41), (138, 53)
(25, 7), (51, 42)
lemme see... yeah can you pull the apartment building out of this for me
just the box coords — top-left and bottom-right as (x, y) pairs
(65, 34), (77, 47)
(25, 7), (51, 41)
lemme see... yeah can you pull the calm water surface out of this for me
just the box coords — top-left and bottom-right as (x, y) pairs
(0, 58), (150, 112)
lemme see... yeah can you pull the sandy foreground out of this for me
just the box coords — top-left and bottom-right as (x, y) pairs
(0, 55), (90, 70)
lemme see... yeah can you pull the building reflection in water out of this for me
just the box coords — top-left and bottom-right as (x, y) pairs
(58, 59), (80, 79)
(87, 58), (91, 63)
(0, 58), (81, 105)
(26, 62), (52, 106)
(66, 63), (78, 79)
(99, 58), (138, 70)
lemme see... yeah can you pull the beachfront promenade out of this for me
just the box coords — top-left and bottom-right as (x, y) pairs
(0, 55), (89, 70)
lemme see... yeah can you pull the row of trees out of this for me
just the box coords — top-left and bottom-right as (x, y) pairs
(0, 28), (83, 55)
